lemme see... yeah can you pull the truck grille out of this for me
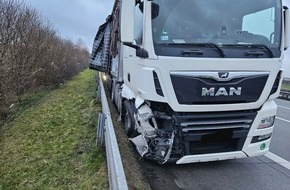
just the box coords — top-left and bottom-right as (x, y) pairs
(170, 72), (269, 105)
(173, 110), (257, 155)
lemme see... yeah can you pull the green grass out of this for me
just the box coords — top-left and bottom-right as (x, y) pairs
(0, 88), (54, 127)
(281, 83), (290, 91)
(0, 69), (108, 190)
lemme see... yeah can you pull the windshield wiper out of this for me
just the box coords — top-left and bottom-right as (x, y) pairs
(199, 43), (225, 58)
(250, 44), (274, 58)
(159, 43), (225, 58)
(223, 43), (274, 58)
(182, 49), (203, 56)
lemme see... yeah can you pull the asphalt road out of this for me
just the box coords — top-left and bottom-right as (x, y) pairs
(141, 99), (290, 190)
(270, 99), (290, 161)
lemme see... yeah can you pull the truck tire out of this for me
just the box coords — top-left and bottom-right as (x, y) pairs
(124, 100), (136, 137)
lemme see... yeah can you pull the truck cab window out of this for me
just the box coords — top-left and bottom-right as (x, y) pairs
(152, 0), (282, 58)
(134, 4), (143, 45)
(242, 8), (275, 44)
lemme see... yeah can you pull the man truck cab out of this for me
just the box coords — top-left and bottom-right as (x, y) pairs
(90, 0), (290, 164)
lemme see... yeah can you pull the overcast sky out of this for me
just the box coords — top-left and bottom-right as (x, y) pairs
(25, 0), (290, 76)
(25, 0), (114, 50)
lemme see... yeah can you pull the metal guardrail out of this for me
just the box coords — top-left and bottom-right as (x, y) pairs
(97, 73), (128, 190)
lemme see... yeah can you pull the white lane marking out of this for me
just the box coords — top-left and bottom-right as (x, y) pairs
(265, 152), (290, 170)
(277, 105), (290, 110)
(276, 117), (290, 123)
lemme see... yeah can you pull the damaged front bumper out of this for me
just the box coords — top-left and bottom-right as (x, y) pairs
(128, 102), (257, 164)
(130, 130), (176, 164)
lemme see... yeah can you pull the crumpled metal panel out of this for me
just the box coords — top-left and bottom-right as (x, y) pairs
(90, 20), (112, 72)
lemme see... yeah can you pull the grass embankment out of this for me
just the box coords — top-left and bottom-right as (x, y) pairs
(281, 83), (290, 91)
(0, 89), (54, 127)
(0, 70), (107, 189)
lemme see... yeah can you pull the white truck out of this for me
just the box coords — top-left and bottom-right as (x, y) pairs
(90, 0), (290, 164)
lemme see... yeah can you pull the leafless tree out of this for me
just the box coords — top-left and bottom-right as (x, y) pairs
(0, 0), (89, 118)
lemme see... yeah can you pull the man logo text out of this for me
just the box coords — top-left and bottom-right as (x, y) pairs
(202, 87), (242, 96)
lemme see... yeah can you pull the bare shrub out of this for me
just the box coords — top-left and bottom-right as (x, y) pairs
(0, 0), (89, 118)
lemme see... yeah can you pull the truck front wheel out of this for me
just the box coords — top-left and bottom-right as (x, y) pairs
(124, 100), (136, 137)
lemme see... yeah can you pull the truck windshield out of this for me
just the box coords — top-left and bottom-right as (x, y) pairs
(152, 0), (282, 58)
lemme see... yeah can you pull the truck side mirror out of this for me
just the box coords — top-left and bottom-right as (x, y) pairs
(120, 0), (135, 43)
(284, 6), (290, 50)
(138, 1), (159, 19)
(151, 3), (159, 19)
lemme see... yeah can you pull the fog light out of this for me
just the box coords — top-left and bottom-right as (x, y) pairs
(251, 133), (272, 143)
(258, 116), (275, 129)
